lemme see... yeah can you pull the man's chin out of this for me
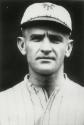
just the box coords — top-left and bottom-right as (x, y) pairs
(36, 69), (55, 76)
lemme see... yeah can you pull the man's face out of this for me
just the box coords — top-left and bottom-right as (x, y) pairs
(18, 25), (72, 75)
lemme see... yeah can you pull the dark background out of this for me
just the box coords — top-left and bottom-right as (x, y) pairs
(0, 0), (84, 91)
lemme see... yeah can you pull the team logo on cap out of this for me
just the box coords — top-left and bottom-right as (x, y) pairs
(43, 3), (55, 10)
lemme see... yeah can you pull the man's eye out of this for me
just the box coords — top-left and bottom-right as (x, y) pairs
(49, 35), (63, 44)
(30, 36), (43, 42)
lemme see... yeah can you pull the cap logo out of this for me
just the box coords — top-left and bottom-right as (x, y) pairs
(43, 3), (54, 10)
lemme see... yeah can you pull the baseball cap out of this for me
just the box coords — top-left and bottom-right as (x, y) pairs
(20, 2), (72, 32)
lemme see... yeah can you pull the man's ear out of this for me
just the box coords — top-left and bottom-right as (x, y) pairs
(65, 39), (73, 58)
(17, 37), (26, 55)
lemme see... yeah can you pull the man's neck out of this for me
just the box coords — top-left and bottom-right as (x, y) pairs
(29, 68), (65, 97)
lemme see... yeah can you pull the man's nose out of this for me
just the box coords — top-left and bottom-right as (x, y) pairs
(40, 37), (52, 54)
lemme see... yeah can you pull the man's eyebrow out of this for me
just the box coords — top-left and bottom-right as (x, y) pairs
(48, 34), (63, 41)
(30, 34), (45, 39)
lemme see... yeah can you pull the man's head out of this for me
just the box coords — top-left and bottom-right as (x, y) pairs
(17, 2), (73, 75)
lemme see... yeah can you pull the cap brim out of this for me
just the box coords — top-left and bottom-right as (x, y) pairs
(21, 17), (71, 34)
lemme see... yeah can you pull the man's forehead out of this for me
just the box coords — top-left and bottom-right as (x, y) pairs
(24, 26), (64, 36)
(22, 21), (70, 37)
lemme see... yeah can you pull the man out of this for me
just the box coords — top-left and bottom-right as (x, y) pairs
(0, 2), (84, 125)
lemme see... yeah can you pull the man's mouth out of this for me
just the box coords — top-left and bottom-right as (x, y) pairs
(36, 57), (56, 60)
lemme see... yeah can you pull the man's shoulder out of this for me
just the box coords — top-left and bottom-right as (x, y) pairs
(67, 78), (84, 92)
(0, 78), (35, 124)
(65, 77), (84, 102)
(0, 80), (24, 96)
(0, 80), (28, 104)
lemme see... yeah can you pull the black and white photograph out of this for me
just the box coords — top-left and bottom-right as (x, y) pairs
(0, 0), (84, 125)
